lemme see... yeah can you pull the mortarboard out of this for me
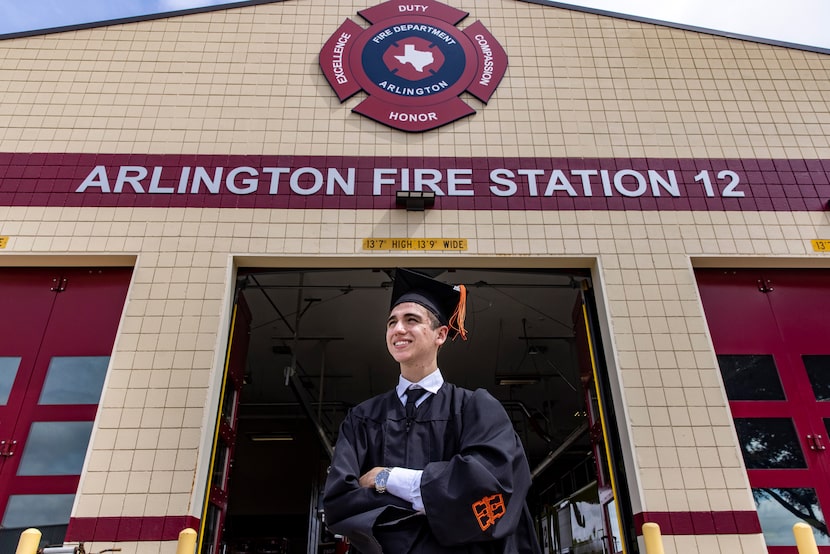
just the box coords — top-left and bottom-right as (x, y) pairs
(390, 268), (468, 340)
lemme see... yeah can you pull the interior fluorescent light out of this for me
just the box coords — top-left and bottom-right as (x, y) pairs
(248, 433), (294, 442)
(496, 375), (541, 386)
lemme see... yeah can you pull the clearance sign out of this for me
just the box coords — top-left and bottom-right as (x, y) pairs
(0, 153), (827, 211)
(319, 0), (507, 131)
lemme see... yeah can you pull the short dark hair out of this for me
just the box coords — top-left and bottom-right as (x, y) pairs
(424, 308), (442, 330)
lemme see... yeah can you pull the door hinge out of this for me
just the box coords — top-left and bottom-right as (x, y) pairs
(808, 434), (826, 451)
(51, 276), (68, 292)
(757, 279), (774, 293)
(0, 440), (17, 456)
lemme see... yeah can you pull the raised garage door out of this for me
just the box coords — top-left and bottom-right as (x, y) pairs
(0, 268), (131, 549)
(697, 269), (830, 553)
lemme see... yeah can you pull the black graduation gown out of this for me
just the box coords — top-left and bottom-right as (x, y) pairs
(323, 382), (542, 554)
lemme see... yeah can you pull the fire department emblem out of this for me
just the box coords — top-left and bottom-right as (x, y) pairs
(320, 0), (508, 132)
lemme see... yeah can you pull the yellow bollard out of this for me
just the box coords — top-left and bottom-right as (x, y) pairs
(15, 528), (42, 554)
(176, 528), (198, 554)
(793, 522), (819, 554)
(642, 522), (665, 554)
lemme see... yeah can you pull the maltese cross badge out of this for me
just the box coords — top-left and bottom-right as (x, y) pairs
(320, 0), (508, 132)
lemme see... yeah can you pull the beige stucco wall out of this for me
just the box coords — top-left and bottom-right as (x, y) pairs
(1, 0), (828, 159)
(1, 0), (830, 552)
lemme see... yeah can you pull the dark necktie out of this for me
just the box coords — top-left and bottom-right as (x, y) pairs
(405, 387), (429, 421)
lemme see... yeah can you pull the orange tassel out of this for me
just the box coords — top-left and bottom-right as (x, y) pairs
(449, 284), (468, 341)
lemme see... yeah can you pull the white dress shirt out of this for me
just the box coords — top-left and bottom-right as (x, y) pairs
(385, 369), (444, 513)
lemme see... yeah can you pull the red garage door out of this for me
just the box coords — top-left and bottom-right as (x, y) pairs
(697, 269), (830, 553)
(0, 267), (131, 549)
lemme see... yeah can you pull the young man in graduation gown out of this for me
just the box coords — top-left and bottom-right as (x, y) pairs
(323, 268), (542, 553)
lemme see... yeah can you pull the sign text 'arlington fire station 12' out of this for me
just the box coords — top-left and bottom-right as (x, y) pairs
(320, 0), (508, 132)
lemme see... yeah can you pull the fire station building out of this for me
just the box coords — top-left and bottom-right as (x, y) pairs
(1, 0), (829, 552)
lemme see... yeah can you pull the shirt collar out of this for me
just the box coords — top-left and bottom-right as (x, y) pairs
(396, 368), (444, 403)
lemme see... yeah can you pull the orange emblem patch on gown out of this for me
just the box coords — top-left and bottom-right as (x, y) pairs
(472, 493), (506, 531)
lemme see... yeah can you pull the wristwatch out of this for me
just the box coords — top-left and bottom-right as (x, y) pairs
(374, 467), (392, 493)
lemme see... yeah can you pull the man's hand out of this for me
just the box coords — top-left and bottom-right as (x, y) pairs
(358, 466), (386, 489)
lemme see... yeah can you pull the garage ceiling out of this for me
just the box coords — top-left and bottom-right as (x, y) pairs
(234, 267), (595, 468)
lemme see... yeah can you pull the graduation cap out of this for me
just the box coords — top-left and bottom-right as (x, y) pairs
(390, 268), (468, 340)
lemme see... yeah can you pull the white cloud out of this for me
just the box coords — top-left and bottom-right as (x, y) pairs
(551, 0), (830, 51)
(4, 0), (829, 53)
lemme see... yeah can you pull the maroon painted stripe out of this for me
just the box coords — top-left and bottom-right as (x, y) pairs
(0, 153), (828, 211)
(66, 515), (200, 542)
(634, 510), (761, 535)
(65, 511), (760, 541)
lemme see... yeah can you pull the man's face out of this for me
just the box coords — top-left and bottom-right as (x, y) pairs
(386, 301), (448, 366)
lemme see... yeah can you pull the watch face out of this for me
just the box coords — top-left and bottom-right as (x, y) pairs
(375, 468), (390, 491)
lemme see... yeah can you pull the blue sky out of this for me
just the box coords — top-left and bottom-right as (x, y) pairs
(0, 0), (828, 52)
(0, 0), (233, 35)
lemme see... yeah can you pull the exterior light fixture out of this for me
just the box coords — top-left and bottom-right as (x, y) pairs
(395, 190), (435, 211)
